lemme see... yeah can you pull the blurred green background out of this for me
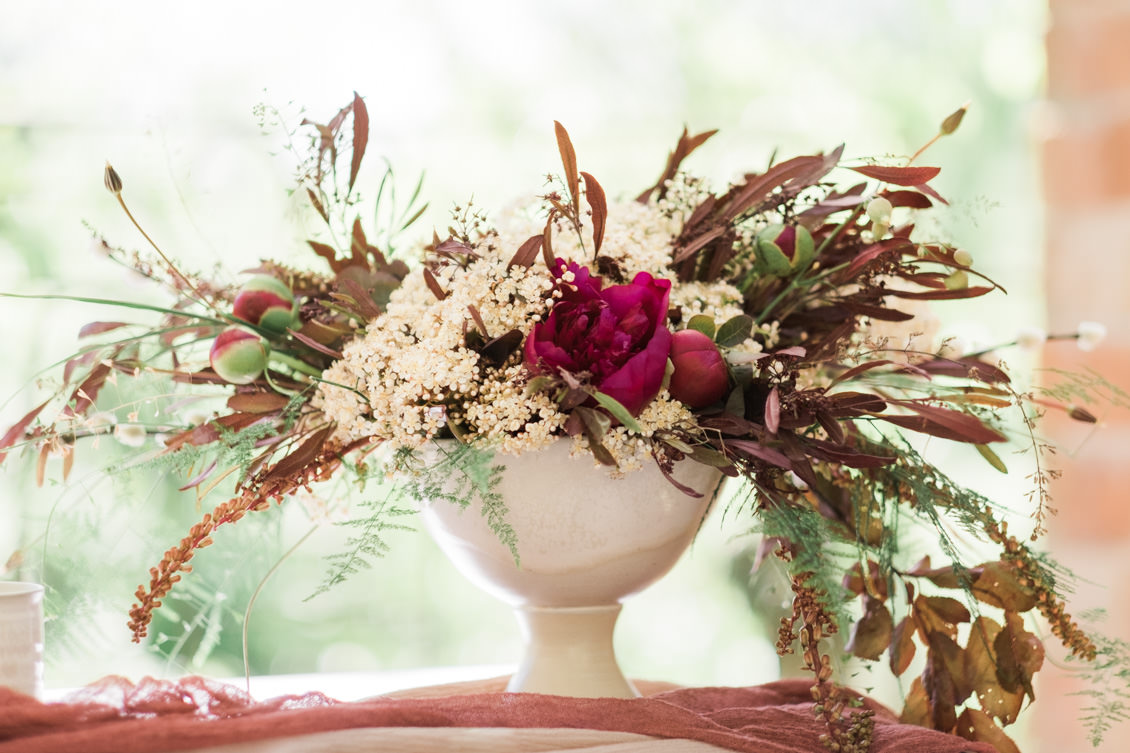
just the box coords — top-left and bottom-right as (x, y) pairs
(1, 0), (1047, 700)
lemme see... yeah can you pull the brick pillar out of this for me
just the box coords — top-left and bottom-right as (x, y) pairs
(1038, 2), (1130, 751)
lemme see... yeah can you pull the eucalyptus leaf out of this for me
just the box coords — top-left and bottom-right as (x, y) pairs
(716, 314), (755, 347)
(588, 390), (643, 434)
(686, 314), (716, 339)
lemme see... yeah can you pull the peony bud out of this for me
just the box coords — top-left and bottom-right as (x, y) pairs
(1077, 321), (1107, 352)
(209, 327), (269, 385)
(667, 329), (730, 408)
(755, 224), (815, 277)
(232, 275), (299, 335)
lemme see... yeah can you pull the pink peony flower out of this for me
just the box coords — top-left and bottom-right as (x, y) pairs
(525, 261), (672, 416)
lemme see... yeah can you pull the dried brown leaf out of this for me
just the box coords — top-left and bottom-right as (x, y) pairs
(846, 596), (893, 660)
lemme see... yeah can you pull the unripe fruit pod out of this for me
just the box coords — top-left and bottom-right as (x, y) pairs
(232, 275), (299, 335)
(667, 329), (730, 408)
(209, 327), (269, 385)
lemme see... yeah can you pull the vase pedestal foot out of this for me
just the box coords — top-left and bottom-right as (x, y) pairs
(507, 604), (639, 698)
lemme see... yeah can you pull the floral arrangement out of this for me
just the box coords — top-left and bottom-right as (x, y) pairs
(2, 94), (1125, 753)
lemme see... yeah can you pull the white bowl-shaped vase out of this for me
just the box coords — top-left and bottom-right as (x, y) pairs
(417, 440), (723, 698)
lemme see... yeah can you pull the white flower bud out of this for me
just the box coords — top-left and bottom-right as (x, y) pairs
(84, 412), (116, 434)
(1015, 326), (1047, 351)
(866, 197), (893, 224)
(944, 270), (969, 290)
(114, 424), (148, 448)
(953, 249), (973, 267)
(1077, 321), (1107, 352)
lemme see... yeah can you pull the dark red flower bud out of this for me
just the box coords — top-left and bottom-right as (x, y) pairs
(667, 329), (729, 408)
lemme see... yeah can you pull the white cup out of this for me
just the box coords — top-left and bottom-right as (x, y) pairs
(0, 581), (45, 699)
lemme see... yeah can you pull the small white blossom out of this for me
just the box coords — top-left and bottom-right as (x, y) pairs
(866, 197), (893, 224)
(114, 424), (148, 447)
(84, 412), (115, 433)
(1077, 321), (1107, 352)
(1015, 326), (1047, 351)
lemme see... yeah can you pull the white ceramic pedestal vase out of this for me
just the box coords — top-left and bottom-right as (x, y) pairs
(418, 440), (723, 698)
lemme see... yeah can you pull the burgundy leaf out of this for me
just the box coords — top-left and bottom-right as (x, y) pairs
(827, 361), (898, 388)
(287, 327), (344, 360)
(825, 391), (887, 416)
(508, 234), (544, 269)
(62, 362), (111, 417)
(349, 92), (368, 192)
(838, 300), (915, 322)
(580, 171), (607, 254)
(306, 188), (329, 222)
(850, 164), (942, 186)
(339, 277), (383, 320)
(883, 189), (934, 209)
(178, 460), (218, 491)
(0, 398), (50, 465)
(227, 392), (290, 414)
(885, 285), (995, 301)
(308, 240), (342, 272)
(916, 357), (1011, 384)
(261, 425), (335, 485)
(423, 268), (448, 301)
(845, 238), (914, 277)
(803, 436), (894, 468)
(725, 439), (792, 469)
(636, 127), (718, 203)
(78, 321), (130, 338)
(553, 121), (580, 215)
(654, 455), (706, 498)
(466, 305), (490, 338)
(881, 401), (1007, 444)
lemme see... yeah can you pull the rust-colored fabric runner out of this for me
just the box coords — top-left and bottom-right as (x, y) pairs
(0, 676), (992, 753)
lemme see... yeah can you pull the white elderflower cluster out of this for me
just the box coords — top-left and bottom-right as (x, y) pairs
(669, 280), (745, 324)
(571, 392), (697, 473)
(318, 246), (558, 452)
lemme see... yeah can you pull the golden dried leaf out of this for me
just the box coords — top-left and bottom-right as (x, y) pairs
(971, 561), (1037, 613)
(956, 708), (1021, 753)
(900, 677), (933, 728)
(993, 611), (1044, 700)
(889, 616), (917, 676)
(964, 616), (1025, 725)
(846, 596), (893, 660)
